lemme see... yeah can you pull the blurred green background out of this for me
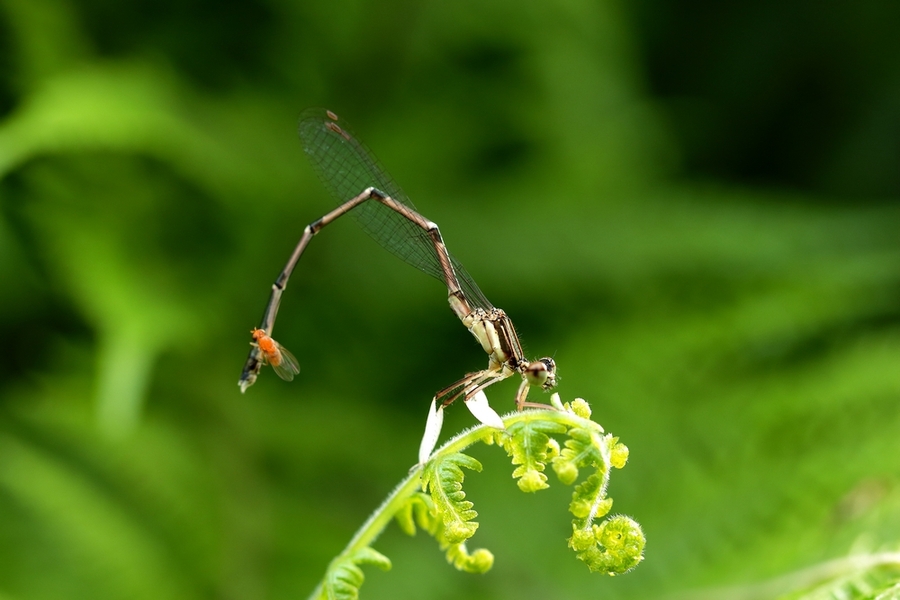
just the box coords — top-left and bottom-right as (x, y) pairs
(1, 0), (899, 598)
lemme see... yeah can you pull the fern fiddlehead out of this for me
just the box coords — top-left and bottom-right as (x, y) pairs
(308, 394), (644, 599)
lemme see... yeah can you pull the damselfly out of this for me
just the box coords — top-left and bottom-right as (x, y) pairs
(239, 109), (557, 410)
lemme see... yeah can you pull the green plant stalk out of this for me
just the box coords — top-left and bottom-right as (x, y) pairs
(305, 418), (494, 600)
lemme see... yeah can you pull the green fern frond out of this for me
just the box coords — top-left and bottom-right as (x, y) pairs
(394, 492), (435, 536)
(552, 409), (644, 575)
(569, 515), (645, 575)
(444, 541), (495, 573)
(421, 452), (483, 544)
(709, 552), (900, 600)
(569, 472), (612, 522)
(309, 396), (643, 597)
(503, 419), (568, 492)
(552, 425), (604, 485)
(418, 452), (494, 572)
(320, 547), (392, 600)
(783, 554), (900, 600)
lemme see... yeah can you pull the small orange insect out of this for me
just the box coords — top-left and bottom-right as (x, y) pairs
(250, 328), (300, 381)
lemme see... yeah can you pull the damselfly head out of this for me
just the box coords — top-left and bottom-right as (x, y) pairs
(525, 357), (557, 390)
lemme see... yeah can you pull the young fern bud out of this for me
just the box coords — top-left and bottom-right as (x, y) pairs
(322, 547), (392, 600)
(569, 516), (645, 574)
(309, 394), (645, 599)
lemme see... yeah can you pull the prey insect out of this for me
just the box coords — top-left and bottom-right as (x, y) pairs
(239, 108), (557, 410)
(249, 328), (300, 382)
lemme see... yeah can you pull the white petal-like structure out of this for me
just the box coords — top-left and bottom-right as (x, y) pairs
(418, 398), (445, 464)
(464, 390), (505, 430)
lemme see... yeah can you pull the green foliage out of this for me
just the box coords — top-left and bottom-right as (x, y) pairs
(500, 404), (645, 576)
(419, 452), (492, 571)
(504, 419), (567, 492)
(395, 490), (494, 573)
(568, 515), (645, 575)
(1, 0), (899, 598)
(784, 559), (900, 600)
(318, 548), (391, 600)
(309, 401), (643, 598)
(684, 553), (900, 600)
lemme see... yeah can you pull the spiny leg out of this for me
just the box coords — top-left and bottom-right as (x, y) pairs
(435, 368), (509, 408)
